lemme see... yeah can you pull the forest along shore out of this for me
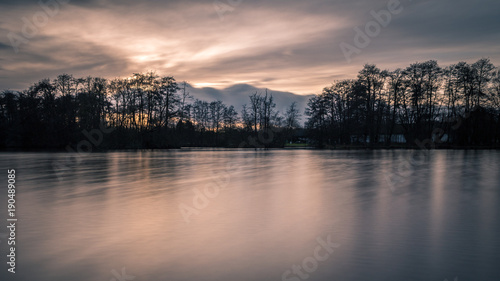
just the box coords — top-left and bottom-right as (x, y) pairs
(1, 59), (499, 150)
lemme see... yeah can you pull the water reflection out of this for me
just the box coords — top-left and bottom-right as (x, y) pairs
(0, 150), (499, 281)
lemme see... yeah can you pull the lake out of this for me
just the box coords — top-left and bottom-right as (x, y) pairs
(0, 149), (499, 281)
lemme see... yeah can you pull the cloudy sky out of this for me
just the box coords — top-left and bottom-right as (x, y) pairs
(1, 0), (499, 95)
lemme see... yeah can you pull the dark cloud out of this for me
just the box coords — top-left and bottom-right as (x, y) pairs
(0, 42), (11, 50)
(0, 0), (498, 93)
(184, 83), (313, 119)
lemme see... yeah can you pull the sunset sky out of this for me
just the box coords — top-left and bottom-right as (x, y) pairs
(1, 0), (499, 95)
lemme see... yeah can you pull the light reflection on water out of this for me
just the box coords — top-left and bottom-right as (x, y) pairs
(0, 150), (499, 281)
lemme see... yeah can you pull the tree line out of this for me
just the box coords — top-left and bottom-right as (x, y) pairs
(0, 72), (301, 149)
(1, 58), (499, 150)
(305, 59), (500, 148)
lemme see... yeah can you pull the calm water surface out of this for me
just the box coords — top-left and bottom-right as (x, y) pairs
(0, 149), (499, 281)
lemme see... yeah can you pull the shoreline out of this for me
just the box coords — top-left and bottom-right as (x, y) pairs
(1, 145), (500, 152)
